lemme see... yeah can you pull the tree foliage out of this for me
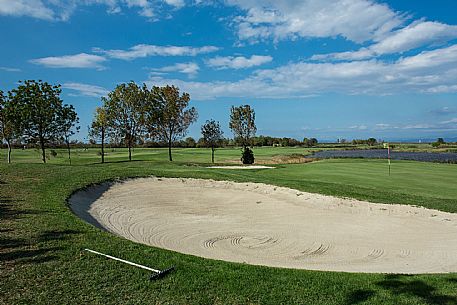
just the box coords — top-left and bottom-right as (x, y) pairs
(89, 106), (110, 163)
(59, 104), (80, 164)
(241, 147), (255, 164)
(201, 119), (224, 163)
(8, 80), (78, 163)
(103, 82), (146, 161)
(303, 137), (318, 147)
(229, 105), (256, 148)
(0, 91), (18, 163)
(147, 85), (198, 161)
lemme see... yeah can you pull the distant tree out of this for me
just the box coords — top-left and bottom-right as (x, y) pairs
(432, 137), (446, 148)
(89, 106), (109, 163)
(9, 80), (77, 163)
(0, 91), (18, 163)
(147, 85), (198, 161)
(229, 105), (256, 149)
(241, 147), (255, 164)
(201, 119), (224, 163)
(58, 105), (79, 165)
(367, 137), (377, 146)
(183, 137), (196, 148)
(103, 82), (146, 161)
(303, 137), (318, 147)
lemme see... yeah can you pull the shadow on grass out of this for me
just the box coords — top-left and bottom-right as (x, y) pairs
(0, 199), (44, 221)
(345, 275), (457, 305)
(0, 247), (62, 265)
(38, 229), (82, 242)
(377, 274), (457, 305)
(345, 289), (375, 304)
(0, 230), (81, 267)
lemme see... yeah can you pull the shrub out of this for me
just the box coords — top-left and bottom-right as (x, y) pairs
(50, 149), (58, 157)
(241, 147), (255, 164)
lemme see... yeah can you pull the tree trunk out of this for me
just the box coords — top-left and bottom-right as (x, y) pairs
(101, 127), (105, 164)
(39, 135), (46, 163)
(168, 139), (173, 162)
(128, 143), (132, 161)
(211, 146), (215, 163)
(6, 139), (11, 164)
(66, 136), (71, 165)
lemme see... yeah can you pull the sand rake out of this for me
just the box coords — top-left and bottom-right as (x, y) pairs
(84, 249), (174, 280)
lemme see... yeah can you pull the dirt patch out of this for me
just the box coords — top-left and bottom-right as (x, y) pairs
(69, 177), (457, 274)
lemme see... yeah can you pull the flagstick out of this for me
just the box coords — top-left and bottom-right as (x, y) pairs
(384, 142), (391, 176)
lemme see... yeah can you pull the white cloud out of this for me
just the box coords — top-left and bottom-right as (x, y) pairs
(441, 118), (457, 124)
(145, 44), (457, 100)
(30, 53), (107, 69)
(164, 0), (185, 8)
(0, 0), (55, 20)
(0, 66), (21, 72)
(349, 125), (368, 130)
(152, 62), (200, 77)
(228, 0), (404, 43)
(62, 82), (109, 97)
(206, 55), (272, 69)
(0, 0), (187, 21)
(313, 21), (457, 61)
(93, 44), (219, 60)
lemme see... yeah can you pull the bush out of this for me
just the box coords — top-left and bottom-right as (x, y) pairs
(241, 147), (255, 164)
(50, 149), (58, 157)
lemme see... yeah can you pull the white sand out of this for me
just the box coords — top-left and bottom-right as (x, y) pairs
(69, 177), (457, 274)
(207, 165), (274, 169)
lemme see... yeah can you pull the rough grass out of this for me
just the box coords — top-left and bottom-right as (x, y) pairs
(1, 147), (457, 305)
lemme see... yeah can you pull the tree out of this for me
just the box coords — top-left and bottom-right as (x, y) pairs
(58, 105), (79, 165)
(8, 80), (77, 163)
(147, 85), (198, 161)
(0, 91), (18, 163)
(367, 137), (377, 146)
(89, 107), (109, 163)
(303, 137), (318, 147)
(229, 105), (256, 149)
(103, 82), (146, 161)
(201, 119), (224, 163)
(184, 137), (196, 148)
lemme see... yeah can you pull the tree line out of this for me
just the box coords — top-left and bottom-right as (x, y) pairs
(1, 79), (323, 165)
(0, 80), (79, 164)
(0, 79), (257, 164)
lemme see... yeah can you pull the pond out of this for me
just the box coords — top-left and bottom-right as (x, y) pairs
(311, 149), (457, 163)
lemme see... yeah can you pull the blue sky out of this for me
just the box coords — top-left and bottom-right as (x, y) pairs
(1, 0), (457, 142)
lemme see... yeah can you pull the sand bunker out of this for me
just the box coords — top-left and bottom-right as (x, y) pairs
(207, 165), (274, 169)
(69, 177), (457, 274)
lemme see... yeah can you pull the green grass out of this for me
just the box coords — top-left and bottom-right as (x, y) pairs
(1, 147), (457, 305)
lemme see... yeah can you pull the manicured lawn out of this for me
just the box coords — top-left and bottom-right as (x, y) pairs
(1, 148), (456, 304)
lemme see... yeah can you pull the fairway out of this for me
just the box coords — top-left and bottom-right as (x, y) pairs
(1, 148), (457, 304)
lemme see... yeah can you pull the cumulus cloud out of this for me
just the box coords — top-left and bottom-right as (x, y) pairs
(206, 55), (272, 69)
(0, 0), (186, 21)
(228, 0), (404, 43)
(0, 0), (55, 20)
(145, 44), (457, 100)
(313, 21), (457, 61)
(30, 53), (107, 69)
(164, 0), (185, 8)
(151, 62), (200, 77)
(93, 44), (219, 60)
(62, 82), (109, 97)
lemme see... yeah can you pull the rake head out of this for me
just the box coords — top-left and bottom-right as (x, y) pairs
(150, 266), (175, 281)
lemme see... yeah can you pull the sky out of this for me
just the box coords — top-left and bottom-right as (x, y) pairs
(1, 0), (457, 142)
